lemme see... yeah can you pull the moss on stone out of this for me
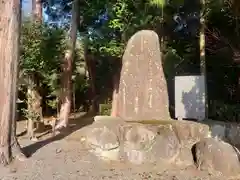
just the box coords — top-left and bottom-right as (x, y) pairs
(126, 119), (175, 125)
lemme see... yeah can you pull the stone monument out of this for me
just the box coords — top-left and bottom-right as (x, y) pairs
(84, 31), (240, 177)
(116, 30), (170, 120)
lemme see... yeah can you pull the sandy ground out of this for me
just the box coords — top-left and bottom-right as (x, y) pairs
(0, 113), (235, 180)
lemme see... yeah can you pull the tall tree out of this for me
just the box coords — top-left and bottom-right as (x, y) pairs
(25, 0), (44, 141)
(32, 0), (42, 22)
(200, 0), (208, 118)
(0, 0), (26, 164)
(55, 0), (79, 129)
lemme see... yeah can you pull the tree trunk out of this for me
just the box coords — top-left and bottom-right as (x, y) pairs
(26, 0), (43, 138)
(26, 82), (42, 141)
(0, 0), (26, 165)
(56, 0), (79, 129)
(31, 0), (43, 119)
(32, 0), (42, 22)
(85, 54), (97, 114)
(57, 50), (74, 129)
(200, 0), (208, 119)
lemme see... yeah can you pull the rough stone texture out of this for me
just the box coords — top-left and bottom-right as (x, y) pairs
(82, 119), (125, 161)
(82, 118), (240, 177)
(194, 138), (240, 176)
(226, 125), (240, 149)
(205, 120), (240, 149)
(175, 147), (195, 167)
(94, 115), (123, 122)
(211, 124), (226, 140)
(147, 125), (180, 163)
(122, 125), (157, 150)
(116, 30), (170, 120)
(87, 127), (120, 151)
(82, 119), (210, 165)
(172, 120), (210, 147)
(122, 124), (180, 164)
(86, 126), (120, 161)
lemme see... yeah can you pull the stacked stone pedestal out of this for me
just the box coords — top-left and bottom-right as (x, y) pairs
(81, 118), (240, 177)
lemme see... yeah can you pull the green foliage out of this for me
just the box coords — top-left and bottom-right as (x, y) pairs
(99, 98), (112, 116)
(20, 20), (67, 114)
(209, 101), (240, 121)
(20, 0), (239, 122)
(98, 40), (124, 57)
(20, 20), (66, 100)
(85, 0), (165, 57)
(99, 104), (112, 115)
(21, 21), (65, 70)
(22, 108), (40, 121)
(46, 99), (58, 110)
(148, 0), (184, 8)
(20, 20), (66, 78)
(149, 0), (166, 7)
(88, 38), (124, 57)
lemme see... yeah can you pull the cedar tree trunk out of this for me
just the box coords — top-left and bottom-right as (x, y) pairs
(56, 0), (79, 129)
(0, 0), (26, 165)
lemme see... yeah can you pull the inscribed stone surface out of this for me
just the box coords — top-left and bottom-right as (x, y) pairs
(117, 30), (170, 120)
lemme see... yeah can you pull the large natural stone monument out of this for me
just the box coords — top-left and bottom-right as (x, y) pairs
(195, 138), (240, 176)
(116, 30), (170, 120)
(83, 30), (240, 178)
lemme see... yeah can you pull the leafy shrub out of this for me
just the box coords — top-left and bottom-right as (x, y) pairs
(99, 104), (112, 115)
(209, 100), (240, 122)
(19, 20), (67, 116)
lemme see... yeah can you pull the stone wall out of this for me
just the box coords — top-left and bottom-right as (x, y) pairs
(206, 120), (240, 149)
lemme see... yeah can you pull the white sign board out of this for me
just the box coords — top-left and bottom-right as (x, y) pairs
(175, 75), (206, 121)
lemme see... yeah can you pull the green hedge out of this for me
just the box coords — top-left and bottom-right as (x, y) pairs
(99, 104), (112, 115)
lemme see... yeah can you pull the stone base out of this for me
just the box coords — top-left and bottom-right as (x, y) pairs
(205, 119), (240, 150)
(81, 116), (240, 177)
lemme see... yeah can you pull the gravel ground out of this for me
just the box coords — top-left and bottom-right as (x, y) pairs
(0, 115), (236, 180)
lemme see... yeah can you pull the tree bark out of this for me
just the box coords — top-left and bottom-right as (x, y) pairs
(85, 54), (97, 114)
(200, 0), (208, 119)
(0, 0), (26, 165)
(56, 0), (79, 129)
(32, 0), (42, 22)
(26, 81), (42, 141)
(25, 0), (43, 139)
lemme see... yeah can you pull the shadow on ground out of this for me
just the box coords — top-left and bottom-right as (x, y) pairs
(22, 112), (94, 157)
